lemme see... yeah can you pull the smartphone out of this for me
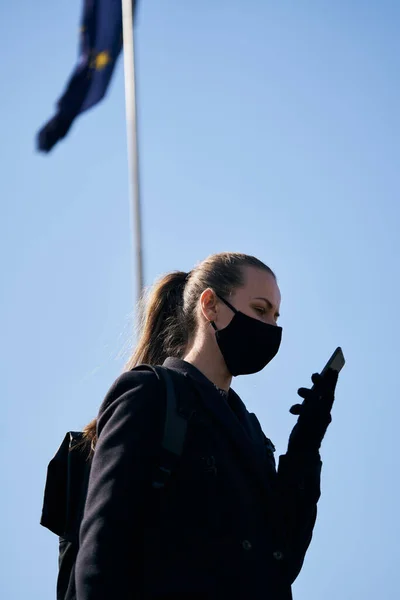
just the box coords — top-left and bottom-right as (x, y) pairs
(289, 347), (345, 414)
(320, 346), (346, 377)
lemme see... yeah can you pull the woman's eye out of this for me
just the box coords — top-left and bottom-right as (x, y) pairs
(254, 307), (266, 316)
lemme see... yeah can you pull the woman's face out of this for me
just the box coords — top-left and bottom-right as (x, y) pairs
(202, 266), (281, 330)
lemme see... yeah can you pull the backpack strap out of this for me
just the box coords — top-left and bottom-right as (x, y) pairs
(131, 364), (192, 457)
(143, 365), (193, 489)
(156, 366), (189, 456)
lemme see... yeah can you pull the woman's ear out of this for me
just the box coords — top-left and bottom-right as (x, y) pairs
(199, 288), (218, 323)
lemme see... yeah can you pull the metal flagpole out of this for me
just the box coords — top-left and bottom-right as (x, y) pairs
(121, 0), (144, 310)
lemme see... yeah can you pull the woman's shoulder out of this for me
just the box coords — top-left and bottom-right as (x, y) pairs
(98, 366), (163, 423)
(108, 366), (161, 398)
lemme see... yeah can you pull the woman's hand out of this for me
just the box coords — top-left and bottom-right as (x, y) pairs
(287, 369), (339, 453)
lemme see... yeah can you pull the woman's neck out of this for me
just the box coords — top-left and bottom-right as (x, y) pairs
(183, 344), (232, 392)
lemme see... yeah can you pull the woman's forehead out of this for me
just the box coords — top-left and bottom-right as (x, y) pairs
(240, 267), (281, 305)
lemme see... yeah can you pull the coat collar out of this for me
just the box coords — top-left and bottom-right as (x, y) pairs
(163, 357), (271, 493)
(163, 357), (219, 389)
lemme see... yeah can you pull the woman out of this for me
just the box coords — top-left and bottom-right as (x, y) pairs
(75, 252), (338, 600)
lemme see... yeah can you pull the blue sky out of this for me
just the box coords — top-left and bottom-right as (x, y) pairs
(1, 1), (399, 598)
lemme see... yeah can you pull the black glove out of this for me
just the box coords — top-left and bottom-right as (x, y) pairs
(287, 368), (339, 454)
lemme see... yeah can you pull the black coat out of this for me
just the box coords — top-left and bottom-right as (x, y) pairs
(75, 358), (322, 600)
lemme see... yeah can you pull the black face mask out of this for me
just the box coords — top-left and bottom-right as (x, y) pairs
(211, 294), (282, 376)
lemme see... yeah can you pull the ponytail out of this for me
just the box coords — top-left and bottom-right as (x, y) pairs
(81, 271), (188, 453)
(125, 270), (188, 370)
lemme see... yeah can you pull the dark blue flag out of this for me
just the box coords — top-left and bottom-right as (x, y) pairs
(37, 0), (137, 153)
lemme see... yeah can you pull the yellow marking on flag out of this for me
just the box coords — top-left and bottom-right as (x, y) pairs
(94, 51), (111, 70)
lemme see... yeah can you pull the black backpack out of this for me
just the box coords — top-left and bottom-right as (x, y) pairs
(40, 366), (193, 600)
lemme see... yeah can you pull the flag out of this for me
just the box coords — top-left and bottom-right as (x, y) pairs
(37, 0), (137, 153)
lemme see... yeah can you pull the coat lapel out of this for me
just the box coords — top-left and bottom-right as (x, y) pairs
(163, 358), (271, 494)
